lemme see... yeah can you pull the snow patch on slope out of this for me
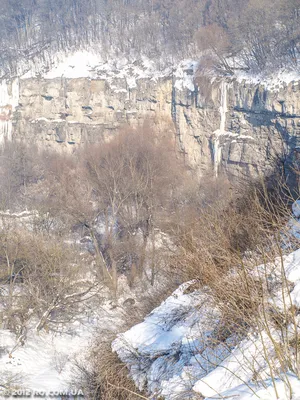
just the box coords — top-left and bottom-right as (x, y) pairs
(114, 242), (300, 400)
(113, 282), (235, 398)
(203, 375), (300, 400)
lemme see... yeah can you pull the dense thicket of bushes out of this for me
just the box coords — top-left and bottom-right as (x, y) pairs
(0, 0), (299, 76)
(0, 128), (184, 337)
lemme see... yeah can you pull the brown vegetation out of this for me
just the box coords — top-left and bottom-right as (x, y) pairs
(78, 169), (300, 398)
(75, 339), (148, 400)
(0, 0), (298, 76)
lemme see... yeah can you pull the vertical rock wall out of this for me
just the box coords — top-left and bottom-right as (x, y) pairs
(0, 75), (299, 182)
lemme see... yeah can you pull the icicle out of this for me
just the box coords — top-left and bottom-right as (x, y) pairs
(0, 80), (10, 107)
(213, 81), (228, 177)
(11, 78), (20, 109)
(0, 78), (20, 143)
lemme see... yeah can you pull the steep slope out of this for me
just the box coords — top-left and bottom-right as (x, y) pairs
(113, 244), (300, 399)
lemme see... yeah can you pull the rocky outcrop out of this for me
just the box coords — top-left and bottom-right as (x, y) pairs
(173, 75), (300, 181)
(12, 77), (173, 148)
(1, 74), (300, 182)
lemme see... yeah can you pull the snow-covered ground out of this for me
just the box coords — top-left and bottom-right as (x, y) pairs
(0, 290), (136, 399)
(0, 322), (93, 398)
(0, 321), (92, 399)
(0, 259), (171, 399)
(113, 205), (300, 400)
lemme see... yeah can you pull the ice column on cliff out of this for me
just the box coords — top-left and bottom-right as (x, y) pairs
(0, 79), (19, 142)
(213, 81), (228, 177)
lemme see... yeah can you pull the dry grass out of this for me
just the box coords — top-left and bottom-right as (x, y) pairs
(76, 339), (148, 400)
(72, 166), (300, 399)
(75, 280), (175, 399)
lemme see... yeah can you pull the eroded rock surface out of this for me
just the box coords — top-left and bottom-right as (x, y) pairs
(1, 75), (300, 182)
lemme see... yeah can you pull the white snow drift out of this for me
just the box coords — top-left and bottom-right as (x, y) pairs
(113, 246), (300, 399)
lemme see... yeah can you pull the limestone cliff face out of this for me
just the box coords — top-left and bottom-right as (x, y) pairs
(173, 76), (300, 181)
(1, 75), (300, 181)
(13, 77), (173, 148)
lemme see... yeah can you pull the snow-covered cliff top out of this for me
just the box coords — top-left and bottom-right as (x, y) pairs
(21, 50), (199, 92)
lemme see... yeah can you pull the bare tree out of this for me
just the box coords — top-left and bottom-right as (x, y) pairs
(0, 225), (97, 345)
